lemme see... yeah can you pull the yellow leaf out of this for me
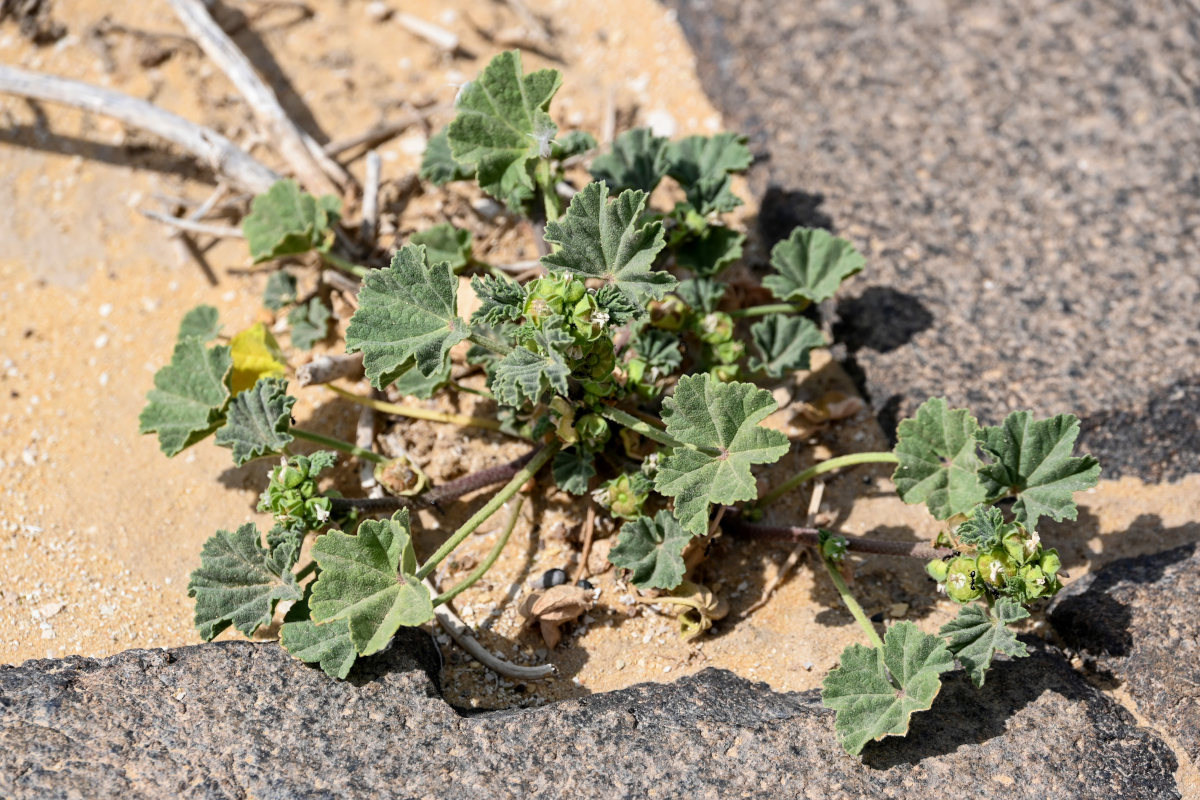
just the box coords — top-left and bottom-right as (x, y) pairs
(229, 323), (287, 395)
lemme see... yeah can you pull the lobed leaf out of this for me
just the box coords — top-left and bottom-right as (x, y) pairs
(609, 510), (694, 590)
(675, 278), (727, 314)
(281, 589), (357, 679)
(243, 179), (340, 262)
(214, 376), (295, 466)
(410, 223), (473, 273)
(490, 332), (571, 408)
(345, 244), (470, 386)
(470, 274), (526, 326)
(188, 522), (302, 640)
(229, 322), (287, 395)
(954, 505), (1011, 550)
(629, 328), (683, 376)
(542, 181), (673, 306)
(655, 374), (790, 535)
(595, 283), (641, 325)
(263, 271), (298, 312)
(390, 359), (452, 399)
(748, 315), (825, 378)
(420, 127), (473, 185)
(892, 397), (987, 520)
(673, 226), (745, 278)
(309, 510), (434, 656)
(939, 598), (1029, 688)
(976, 411), (1101, 528)
(552, 447), (596, 495)
(590, 127), (670, 194)
(139, 336), (232, 457)
(665, 133), (751, 215)
(553, 130), (598, 160)
(763, 227), (865, 305)
(822, 621), (955, 755)
(288, 297), (332, 350)
(447, 50), (561, 209)
(178, 305), (221, 341)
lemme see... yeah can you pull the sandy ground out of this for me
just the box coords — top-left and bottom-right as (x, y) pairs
(2, 1), (1198, 760)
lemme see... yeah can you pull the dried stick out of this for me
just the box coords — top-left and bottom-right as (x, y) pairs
(0, 65), (280, 194)
(138, 207), (243, 238)
(360, 150), (382, 246)
(321, 268), (361, 297)
(322, 105), (450, 158)
(743, 482), (824, 615)
(396, 12), (460, 53)
(424, 578), (556, 680)
(571, 505), (596, 584)
(166, 0), (350, 195)
(727, 515), (953, 561)
(356, 390), (381, 496)
(296, 352), (363, 387)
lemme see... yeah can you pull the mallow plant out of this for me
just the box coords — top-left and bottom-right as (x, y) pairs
(139, 50), (1100, 756)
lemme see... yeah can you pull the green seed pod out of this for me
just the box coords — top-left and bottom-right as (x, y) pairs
(712, 339), (744, 364)
(977, 547), (1017, 587)
(1039, 549), (1062, 579)
(597, 474), (648, 520)
(280, 465), (305, 490)
(575, 414), (610, 448)
(570, 292), (606, 341)
(945, 556), (983, 603)
(697, 311), (734, 345)
(926, 558), (949, 583)
(649, 296), (688, 331)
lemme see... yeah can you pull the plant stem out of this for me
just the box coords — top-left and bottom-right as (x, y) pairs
(819, 552), (886, 650)
(729, 302), (809, 319)
(598, 405), (720, 456)
(467, 332), (513, 357)
(415, 443), (558, 580)
(757, 451), (899, 507)
(434, 496), (524, 606)
(320, 249), (369, 278)
(291, 428), (386, 464)
(725, 517), (953, 560)
(326, 384), (505, 433)
(451, 380), (494, 400)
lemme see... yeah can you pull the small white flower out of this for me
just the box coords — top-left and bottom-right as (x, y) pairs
(590, 309), (610, 327)
(526, 118), (556, 158)
(1023, 531), (1041, 558)
(949, 573), (967, 590)
(989, 560), (1005, 582)
(701, 313), (721, 334)
(314, 504), (331, 524)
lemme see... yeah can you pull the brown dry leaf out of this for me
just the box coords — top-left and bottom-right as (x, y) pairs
(519, 585), (595, 649)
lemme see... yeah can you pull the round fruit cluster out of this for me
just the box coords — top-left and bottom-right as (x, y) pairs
(927, 516), (1063, 604)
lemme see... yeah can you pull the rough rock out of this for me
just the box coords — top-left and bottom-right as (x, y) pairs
(1050, 542), (1200, 765)
(665, 0), (1200, 478)
(0, 635), (1179, 799)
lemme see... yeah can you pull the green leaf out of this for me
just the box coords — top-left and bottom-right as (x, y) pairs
(541, 181), (673, 306)
(490, 330), (571, 408)
(629, 328), (682, 375)
(892, 398), (988, 520)
(822, 621), (955, 755)
(590, 127), (669, 194)
(763, 228), (865, 305)
(673, 226), (745, 277)
(345, 244), (470, 386)
(748, 315), (825, 378)
(263, 271), (298, 312)
(178, 305), (221, 341)
(954, 505), (1012, 550)
(229, 323), (287, 395)
(470, 274), (526, 326)
(655, 374), (790, 535)
(675, 278), (727, 314)
(410, 223), (473, 273)
(447, 50), (561, 209)
(595, 284), (640, 325)
(243, 179), (341, 262)
(939, 598), (1029, 688)
(389, 359), (452, 399)
(287, 297), (332, 351)
(665, 133), (751, 215)
(553, 130), (598, 160)
(139, 336), (232, 457)
(188, 522), (302, 640)
(975, 412), (1101, 528)
(214, 376), (295, 466)
(281, 588), (357, 679)
(552, 447), (595, 495)
(609, 510), (694, 590)
(420, 127), (473, 185)
(309, 509), (434, 656)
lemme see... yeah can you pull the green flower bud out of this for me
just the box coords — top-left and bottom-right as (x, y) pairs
(977, 547), (1017, 587)
(926, 558), (949, 583)
(575, 414), (609, 448)
(945, 556), (983, 603)
(280, 466), (304, 490)
(697, 311), (734, 344)
(1039, 549), (1061, 579)
(593, 474), (647, 520)
(711, 363), (740, 382)
(712, 339), (744, 364)
(570, 292), (607, 341)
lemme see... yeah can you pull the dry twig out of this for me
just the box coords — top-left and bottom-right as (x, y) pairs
(296, 352), (364, 387)
(137, 207), (243, 238)
(360, 150), (382, 246)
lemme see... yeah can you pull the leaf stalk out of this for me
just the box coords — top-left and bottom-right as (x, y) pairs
(434, 496), (524, 606)
(758, 451), (899, 507)
(819, 551), (886, 651)
(291, 428), (387, 464)
(327, 384), (505, 433)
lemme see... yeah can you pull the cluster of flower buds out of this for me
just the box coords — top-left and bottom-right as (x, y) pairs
(926, 510), (1063, 604)
(521, 274), (618, 400)
(591, 472), (651, 520)
(647, 298), (743, 382)
(258, 451), (336, 532)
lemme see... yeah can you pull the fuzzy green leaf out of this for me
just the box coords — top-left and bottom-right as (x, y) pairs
(976, 412), (1101, 528)
(748, 315), (825, 378)
(822, 621), (955, 755)
(281, 589), (357, 679)
(139, 336), (232, 457)
(892, 398), (988, 520)
(590, 127), (669, 194)
(939, 598), (1029, 688)
(214, 376), (295, 466)
(763, 228), (865, 305)
(629, 328), (683, 375)
(263, 271), (298, 312)
(389, 359), (452, 399)
(421, 127), (473, 185)
(188, 522), (302, 640)
(491, 328), (571, 407)
(954, 505), (1013, 550)
(655, 374), (790, 535)
(675, 278), (727, 314)
(674, 226), (745, 277)
(178, 305), (221, 341)
(410, 223), (473, 273)
(666, 133), (751, 215)
(553, 130), (597, 160)
(309, 510), (433, 656)
(447, 50), (561, 209)
(595, 284), (641, 325)
(542, 181), (672, 305)
(288, 297), (332, 350)
(345, 244), (469, 385)
(609, 510), (694, 590)
(470, 274), (526, 326)
(552, 447), (595, 495)
(243, 179), (340, 262)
